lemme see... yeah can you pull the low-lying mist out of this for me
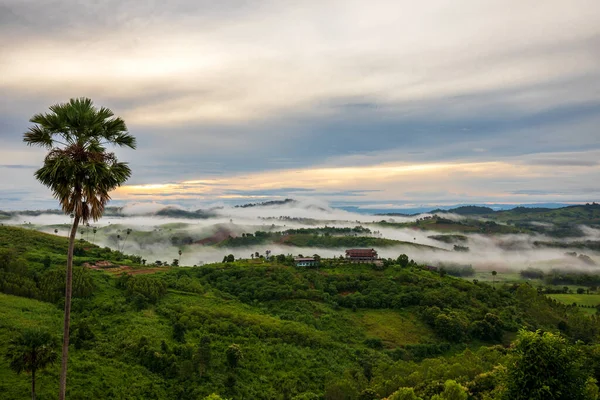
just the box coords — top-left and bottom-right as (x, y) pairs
(4, 200), (599, 272)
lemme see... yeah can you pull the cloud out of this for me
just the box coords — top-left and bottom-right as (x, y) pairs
(1, 0), (599, 208)
(108, 149), (600, 205)
(2, 1), (599, 124)
(0, 164), (37, 169)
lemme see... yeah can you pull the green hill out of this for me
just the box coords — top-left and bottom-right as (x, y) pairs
(1, 226), (600, 399)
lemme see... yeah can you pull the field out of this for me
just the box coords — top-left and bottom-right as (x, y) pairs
(547, 293), (600, 315)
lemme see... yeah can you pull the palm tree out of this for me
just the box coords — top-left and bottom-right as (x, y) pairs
(23, 97), (135, 400)
(92, 227), (97, 244)
(54, 229), (58, 235)
(178, 249), (183, 263)
(6, 329), (58, 400)
(121, 228), (132, 252)
(492, 270), (497, 288)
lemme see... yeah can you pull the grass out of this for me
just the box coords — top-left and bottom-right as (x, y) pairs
(547, 293), (600, 307)
(349, 309), (434, 347)
(0, 292), (62, 332)
(547, 293), (600, 316)
(471, 271), (526, 284)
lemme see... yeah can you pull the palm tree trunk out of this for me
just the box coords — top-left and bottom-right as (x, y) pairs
(31, 368), (36, 400)
(59, 215), (80, 400)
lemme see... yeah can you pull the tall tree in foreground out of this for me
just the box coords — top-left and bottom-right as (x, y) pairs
(6, 329), (58, 400)
(23, 97), (136, 400)
(502, 330), (592, 400)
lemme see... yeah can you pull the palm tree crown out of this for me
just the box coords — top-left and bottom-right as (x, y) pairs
(23, 97), (136, 222)
(6, 329), (58, 375)
(6, 329), (58, 400)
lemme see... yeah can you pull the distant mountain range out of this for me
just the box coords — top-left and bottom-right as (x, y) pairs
(372, 203), (599, 217)
(338, 203), (588, 215)
(2, 201), (598, 220)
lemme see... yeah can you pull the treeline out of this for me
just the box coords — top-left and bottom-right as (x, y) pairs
(521, 267), (600, 287)
(218, 226), (378, 248)
(535, 240), (600, 252)
(0, 248), (94, 303)
(282, 226), (372, 235)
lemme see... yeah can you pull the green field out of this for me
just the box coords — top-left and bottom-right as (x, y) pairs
(547, 294), (600, 306)
(547, 294), (600, 315)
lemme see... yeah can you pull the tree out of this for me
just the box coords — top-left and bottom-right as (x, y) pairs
(5, 329), (58, 400)
(431, 380), (468, 400)
(358, 388), (378, 400)
(173, 322), (186, 343)
(203, 394), (229, 400)
(397, 254), (409, 268)
(502, 330), (590, 400)
(388, 388), (422, 400)
(118, 228), (132, 252)
(24, 97), (136, 400)
(195, 336), (212, 376)
(178, 249), (182, 263)
(226, 344), (243, 369)
(491, 270), (497, 288)
(92, 227), (97, 244)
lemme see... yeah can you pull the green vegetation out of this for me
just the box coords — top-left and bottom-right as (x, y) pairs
(427, 235), (468, 244)
(379, 204), (600, 239)
(548, 294), (600, 307)
(502, 330), (593, 400)
(375, 215), (524, 235)
(217, 228), (443, 250)
(3, 226), (600, 399)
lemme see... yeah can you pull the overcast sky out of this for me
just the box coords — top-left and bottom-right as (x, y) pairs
(1, 0), (599, 210)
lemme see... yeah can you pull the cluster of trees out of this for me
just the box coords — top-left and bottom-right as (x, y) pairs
(185, 262), (522, 343)
(116, 273), (168, 309)
(422, 307), (503, 343)
(0, 248), (95, 304)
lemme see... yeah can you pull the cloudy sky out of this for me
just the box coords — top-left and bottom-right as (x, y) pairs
(1, 0), (599, 210)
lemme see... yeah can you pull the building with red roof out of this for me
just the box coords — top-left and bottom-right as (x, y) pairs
(345, 248), (378, 262)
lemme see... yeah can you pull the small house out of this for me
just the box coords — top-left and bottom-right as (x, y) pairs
(295, 257), (318, 267)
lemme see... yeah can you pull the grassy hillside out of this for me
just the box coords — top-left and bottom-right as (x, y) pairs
(0, 225), (143, 269)
(1, 226), (600, 399)
(216, 230), (445, 251)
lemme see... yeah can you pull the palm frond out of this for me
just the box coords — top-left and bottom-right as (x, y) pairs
(27, 98), (136, 222)
(23, 125), (54, 148)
